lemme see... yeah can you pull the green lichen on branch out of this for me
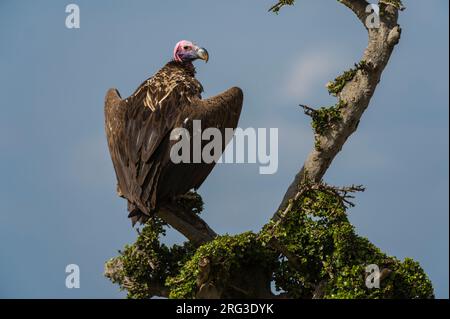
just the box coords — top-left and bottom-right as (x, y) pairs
(327, 61), (368, 96)
(260, 184), (434, 299)
(106, 184), (434, 299)
(104, 192), (204, 298)
(309, 99), (347, 136)
(104, 218), (196, 299)
(308, 60), (370, 149)
(302, 99), (347, 150)
(166, 232), (277, 298)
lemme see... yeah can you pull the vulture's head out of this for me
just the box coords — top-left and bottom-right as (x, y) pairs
(173, 40), (209, 63)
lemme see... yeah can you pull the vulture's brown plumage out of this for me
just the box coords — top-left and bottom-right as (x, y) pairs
(105, 57), (243, 225)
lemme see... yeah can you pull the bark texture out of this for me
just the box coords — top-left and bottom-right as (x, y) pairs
(277, 0), (401, 213)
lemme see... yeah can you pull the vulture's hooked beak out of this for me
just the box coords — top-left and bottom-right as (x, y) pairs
(196, 47), (209, 63)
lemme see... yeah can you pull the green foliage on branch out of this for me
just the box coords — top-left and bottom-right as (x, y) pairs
(305, 61), (370, 149)
(260, 185), (434, 299)
(311, 99), (347, 137)
(105, 218), (196, 299)
(166, 232), (277, 299)
(106, 185), (434, 299)
(327, 61), (368, 96)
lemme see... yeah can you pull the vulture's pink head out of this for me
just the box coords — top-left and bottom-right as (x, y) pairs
(173, 40), (209, 63)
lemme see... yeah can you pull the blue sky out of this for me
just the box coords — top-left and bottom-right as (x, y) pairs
(0, 0), (448, 298)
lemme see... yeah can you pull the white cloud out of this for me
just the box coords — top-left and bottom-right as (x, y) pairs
(283, 48), (350, 100)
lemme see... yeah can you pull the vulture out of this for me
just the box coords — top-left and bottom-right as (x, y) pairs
(104, 40), (243, 225)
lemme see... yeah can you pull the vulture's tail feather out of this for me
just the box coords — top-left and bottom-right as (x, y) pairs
(127, 207), (150, 227)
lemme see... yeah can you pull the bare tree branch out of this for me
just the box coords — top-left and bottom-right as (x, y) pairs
(268, 0), (295, 13)
(276, 2), (402, 214)
(157, 203), (217, 246)
(299, 104), (318, 117)
(339, 0), (371, 26)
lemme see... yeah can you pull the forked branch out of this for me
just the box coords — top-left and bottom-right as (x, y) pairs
(276, 0), (402, 214)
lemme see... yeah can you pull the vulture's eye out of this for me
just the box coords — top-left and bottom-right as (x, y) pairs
(183, 46), (190, 50)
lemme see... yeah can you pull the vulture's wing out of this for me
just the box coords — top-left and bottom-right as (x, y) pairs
(105, 79), (195, 215)
(156, 87), (243, 199)
(104, 88), (128, 198)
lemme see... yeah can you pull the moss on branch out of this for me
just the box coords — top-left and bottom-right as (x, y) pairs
(166, 232), (277, 298)
(327, 61), (368, 96)
(105, 218), (196, 299)
(260, 185), (434, 299)
(310, 99), (347, 136)
(106, 185), (434, 299)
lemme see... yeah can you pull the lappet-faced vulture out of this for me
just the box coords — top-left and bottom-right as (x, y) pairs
(105, 40), (243, 225)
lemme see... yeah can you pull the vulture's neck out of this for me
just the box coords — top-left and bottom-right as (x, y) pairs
(167, 60), (196, 77)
